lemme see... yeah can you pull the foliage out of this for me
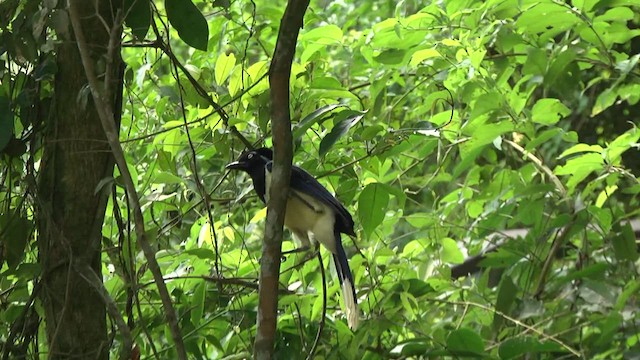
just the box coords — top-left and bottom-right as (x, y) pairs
(1, 0), (640, 358)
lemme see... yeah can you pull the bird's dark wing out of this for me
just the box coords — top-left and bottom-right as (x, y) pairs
(264, 161), (355, 236)
(289, 165), (355, 236)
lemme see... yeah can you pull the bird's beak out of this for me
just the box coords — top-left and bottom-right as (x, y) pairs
(225, 161), (246, 171)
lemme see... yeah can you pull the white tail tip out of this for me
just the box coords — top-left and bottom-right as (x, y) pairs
(342, 279), (359, 330)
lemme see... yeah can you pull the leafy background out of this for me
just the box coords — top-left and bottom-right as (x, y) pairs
(1, 0), (640, 358)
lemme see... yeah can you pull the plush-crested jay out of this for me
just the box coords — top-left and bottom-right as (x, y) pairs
(226, 147), (359, 330)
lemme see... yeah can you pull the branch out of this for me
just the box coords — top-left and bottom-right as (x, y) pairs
(503, 139), (566, 198)
(306, 252), (327, 360)
(67, 2), (187, 359)
(253, 0), (310, 358)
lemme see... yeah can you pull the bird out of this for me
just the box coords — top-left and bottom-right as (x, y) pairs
(226, 147), (359, 330)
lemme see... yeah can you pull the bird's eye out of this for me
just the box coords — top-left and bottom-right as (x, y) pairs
(247, 153), (254, 159)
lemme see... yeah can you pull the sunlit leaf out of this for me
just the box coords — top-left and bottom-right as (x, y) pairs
(531, 98), (571, 125)
(215, 52), (236, 85)
(358, 183), (389, 238)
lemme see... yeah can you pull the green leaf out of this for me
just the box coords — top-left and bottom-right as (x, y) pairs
(215, 52), (236, 85)
(0, 96), (14, 152)
(499, 337), (561, 359)
(191, 282), (205, 326)
(605, 127), (640, 164)
(153, 171), (185, 185)
(531, 98), (570, 125)
(165, 0), (209, 51)
(446, 328), (485, 355)
(293, 104), (343, 140)
(358, 183), (389, 238)
(0, 213), (32, 269)
(554, 153), (604, 191)
(300, 24), (343, 44)
(612, 223), (638, 261)
(318, 110), (366, 157)
(405, 212), (434, 229)
(558, 263), (608, 285)
(525, 128), (562, 152)
(558, 143), (603, 159)
(462, 120), (514, 153)
(409, 48), (441, 66)
(391, 340), (430, 356)
(615, 280), (640, 311)
(124, 0), (151, 40)
(441, 237), (464, 264)
(594, 312), (623, 347)
(592, 88), (616, 116)
(374, 49), (407, 65)
(493, 276), (517, 331)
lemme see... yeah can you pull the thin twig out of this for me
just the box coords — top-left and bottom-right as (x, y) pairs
(504, 139), (567, 198)
(435, 299), (582, 357)
(306, 252), (327, 360)
(75, 263), (133, 359)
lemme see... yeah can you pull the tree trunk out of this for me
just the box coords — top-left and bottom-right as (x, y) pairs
(37, 1), (123, 359)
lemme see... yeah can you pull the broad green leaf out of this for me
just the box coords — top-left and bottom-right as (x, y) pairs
(462, 120), (514, 154)
(499, 337), (537, 359)
(246, 61), (270, 96)
(153, 171), (185, 185)
(214, 52), (235, 85)
(309, 76), (343, 90)
(319, 110), (366, 157)
(165, 0), (209, 51)
(595, 185), (617, 207)
(596, 7), (635, 22)
(615, 280), (640, 311)
(358, 183), (389, 238)
(555, 153), (604, 191)
(592, 88), (616, 116)
(494, 276), (517, 331)
(545, 49), (577, 89)
(446, 328), (485, 355)
(516, 3), (579, 34)
(124, 0), (151, 40)
(410, 48), (441, 66)
(191, 282), (205, 326)
(0, 96), (13, 151)
(531, 98), (570, 125)
(499, 337), (561, 359)
(558, 143), (603, 158)
(184, 248), (215, 260)
(300, 24), (343, 44)
(391, 340), (430, 356)
(525, 128), (562, 152)
(594, 312), (623, 347)
(405, 212), (434, 229)
(612, 223), (638, 261)
(558, 263), (608, 285)
(293, 104), (343, 140)
(441, 237), (464, 264)
(0, 213), (32, 269)
(374, 49), (407, 65)
(605, 127), (640, 164)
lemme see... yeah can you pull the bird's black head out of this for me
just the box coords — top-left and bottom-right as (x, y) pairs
(225, 147), (273, 173)
(226, 148), (272, 203)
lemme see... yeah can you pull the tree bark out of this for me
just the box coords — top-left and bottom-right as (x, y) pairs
(253, 0), (309, 358)
(37, 1), (123, 359)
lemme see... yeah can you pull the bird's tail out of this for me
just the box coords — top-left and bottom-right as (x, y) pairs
(333, 231), (358, 330)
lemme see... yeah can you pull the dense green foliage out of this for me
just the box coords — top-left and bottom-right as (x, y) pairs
(1, 0), (639, 358)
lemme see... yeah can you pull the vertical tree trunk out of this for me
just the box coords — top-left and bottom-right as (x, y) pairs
(37, 1), (123, 358)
